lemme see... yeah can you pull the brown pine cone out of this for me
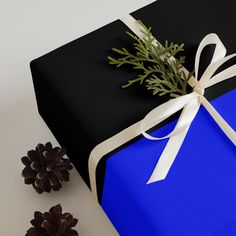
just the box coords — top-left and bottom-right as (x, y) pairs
(26, 204), (79, 236)
(21, 142), (73, 194)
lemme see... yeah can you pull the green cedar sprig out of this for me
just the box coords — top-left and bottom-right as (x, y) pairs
(108, 21), (194, 97)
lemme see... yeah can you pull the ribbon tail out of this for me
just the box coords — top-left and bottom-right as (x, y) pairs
(201, 97), (236, 145)
(146, 127), (189, 183)
(146, 98), (200, 184)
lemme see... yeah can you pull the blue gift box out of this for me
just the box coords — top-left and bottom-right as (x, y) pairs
(30, 0), (236, 235)
(102, 88), (236, 235)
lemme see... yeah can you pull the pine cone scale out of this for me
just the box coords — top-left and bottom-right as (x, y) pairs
(21, 156), (31, 166)
(22, 167), (37, 179)
(66, 218), (78, 229)
(24, 178), (35, 185)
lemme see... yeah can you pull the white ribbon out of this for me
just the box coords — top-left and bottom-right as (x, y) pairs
(139, 30), (236, 184)
(88, 14), (236, 201)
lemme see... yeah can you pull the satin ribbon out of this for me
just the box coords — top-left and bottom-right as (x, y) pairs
(88, 14), (236, 201)
(142, 36), (236, 183)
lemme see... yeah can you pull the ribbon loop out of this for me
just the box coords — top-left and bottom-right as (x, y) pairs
(141, 93), (198, 140)
(195, 33), (226, 80)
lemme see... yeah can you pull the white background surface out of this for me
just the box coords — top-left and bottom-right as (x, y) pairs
(0, 0), (155, 235)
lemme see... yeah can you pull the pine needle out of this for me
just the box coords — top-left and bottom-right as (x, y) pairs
(108, 21), (193, 97)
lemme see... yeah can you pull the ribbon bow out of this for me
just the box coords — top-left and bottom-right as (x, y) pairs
(88, 15), (236, 201)
(142, 33), (236, 184)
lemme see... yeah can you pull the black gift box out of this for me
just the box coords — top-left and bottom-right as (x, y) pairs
(30, 0), (236, 234)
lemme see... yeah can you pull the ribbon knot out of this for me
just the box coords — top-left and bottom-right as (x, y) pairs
(193, 84), (205, 97)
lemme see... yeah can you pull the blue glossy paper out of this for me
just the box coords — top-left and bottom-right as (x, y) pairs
(101, 89), (236, 236)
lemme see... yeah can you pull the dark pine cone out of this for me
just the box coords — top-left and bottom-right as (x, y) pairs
(26, 204), (79, 236)
(21, 142), (73, 194)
